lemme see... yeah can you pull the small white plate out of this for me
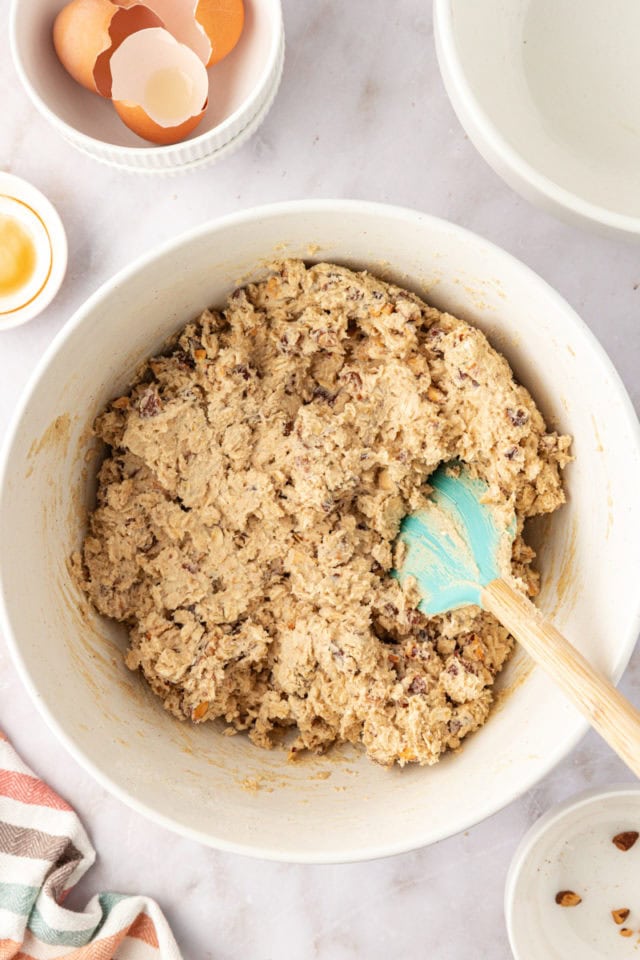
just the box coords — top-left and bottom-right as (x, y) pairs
(506, 786), (640, 960)
(0, 172), (67, 330)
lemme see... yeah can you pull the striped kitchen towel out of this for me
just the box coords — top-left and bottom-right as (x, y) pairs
(0, 731), (183, 960)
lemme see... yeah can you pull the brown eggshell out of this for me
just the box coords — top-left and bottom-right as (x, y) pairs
(113, 99), (207, 144)
(195, 0), (245, 66)
(115, 0), (212, 64)
(53, 0), (118, 93)
(53, 0), (163, 97)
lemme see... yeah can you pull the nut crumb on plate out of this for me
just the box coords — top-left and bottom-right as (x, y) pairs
(555, 890), (582, 907)
(612, 831), (639, 851)
(612, 908), (631, 925)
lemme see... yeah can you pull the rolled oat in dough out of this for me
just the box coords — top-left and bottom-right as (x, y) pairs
(76, 260), (571, 766)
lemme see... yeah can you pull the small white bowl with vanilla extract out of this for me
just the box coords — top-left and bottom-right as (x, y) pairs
(0, 172), (67, 330)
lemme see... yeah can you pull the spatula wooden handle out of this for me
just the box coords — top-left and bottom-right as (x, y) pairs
(483, 578), (640, 779)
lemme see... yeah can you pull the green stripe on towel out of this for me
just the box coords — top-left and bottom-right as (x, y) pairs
(27, 890), (127, 947)
(98, 892), (128, 913)
(28, 907), (98, 947)
(92, 892), (128, 938)
(0, 881), (39, 915)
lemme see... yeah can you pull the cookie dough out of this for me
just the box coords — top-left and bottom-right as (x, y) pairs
(76, 260), (571, 767)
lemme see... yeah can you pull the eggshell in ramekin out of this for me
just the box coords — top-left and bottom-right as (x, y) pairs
(10, 0), (283, 173)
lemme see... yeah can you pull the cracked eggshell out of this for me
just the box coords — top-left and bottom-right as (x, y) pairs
(53, 0), (164, 97)
(113, 101), (206, 145)
(196, 0), (245, 66)
(110, 27), (209, 144)
(117, 0), (245, 67)
(115, 0), (210, 64)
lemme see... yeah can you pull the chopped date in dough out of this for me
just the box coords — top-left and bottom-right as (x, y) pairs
(75, 260), (571, 767)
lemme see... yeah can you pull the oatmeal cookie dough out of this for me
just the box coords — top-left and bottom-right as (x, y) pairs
(76, 260), (571, 767)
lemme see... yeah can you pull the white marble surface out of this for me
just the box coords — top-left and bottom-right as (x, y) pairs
(1, 3), (640, 958)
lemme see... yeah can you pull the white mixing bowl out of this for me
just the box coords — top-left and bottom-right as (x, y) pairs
(434, 0), (640, 240)
(1, 201), (639, 862)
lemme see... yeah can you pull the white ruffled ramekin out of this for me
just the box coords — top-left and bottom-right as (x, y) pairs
(10, 0), (284, 175)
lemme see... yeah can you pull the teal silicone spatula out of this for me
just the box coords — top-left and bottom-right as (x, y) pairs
(394, 463), (640, 777)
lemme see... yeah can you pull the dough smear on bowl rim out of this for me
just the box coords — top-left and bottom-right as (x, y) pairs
(74, 259), (571, 767)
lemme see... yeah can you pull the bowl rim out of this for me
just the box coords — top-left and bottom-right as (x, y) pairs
(9, 0), (284, 162)
(2, 199), (640, 862)
(433, 0), (640, 239)
(504, 784), (640, 960)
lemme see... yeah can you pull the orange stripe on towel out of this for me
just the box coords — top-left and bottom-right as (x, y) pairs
(0, 771), (72, 811)
(0, 940), (21, 960)
(129, 913), (160, 947)
(10, 919), (158, 959)
(45, 915), (159, 960)
(53, 930), (127, 960)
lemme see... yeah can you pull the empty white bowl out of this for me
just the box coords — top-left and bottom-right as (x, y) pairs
(10, 0), (284, 173)
(1, 201), (640, 862)
(506, 786), (640, 960)
(434, 0), (640, 240)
